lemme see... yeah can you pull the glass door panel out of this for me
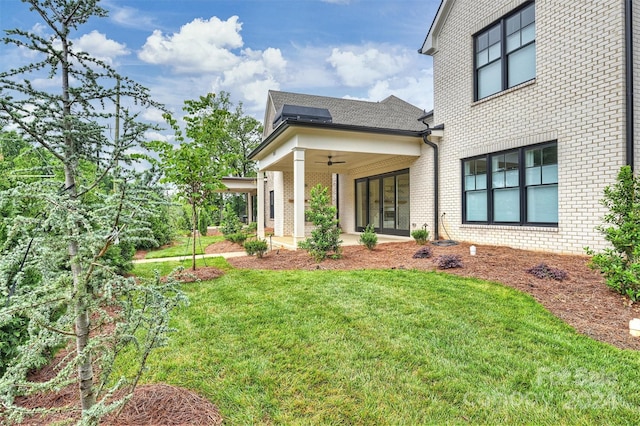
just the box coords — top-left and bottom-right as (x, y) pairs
(356, 179), (367, 228)
(368, 179), (380, 230)
(396, 174), (409, 231)
(382, 176), (395, 231)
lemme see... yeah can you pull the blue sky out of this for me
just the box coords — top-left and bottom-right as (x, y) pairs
(0, 0), (438, 132)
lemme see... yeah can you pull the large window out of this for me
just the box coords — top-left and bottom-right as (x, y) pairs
(463, 142), (557, 225)
(475, 2), (535, 100)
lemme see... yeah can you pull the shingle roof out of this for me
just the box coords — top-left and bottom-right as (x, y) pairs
(267, 90), (427, 133)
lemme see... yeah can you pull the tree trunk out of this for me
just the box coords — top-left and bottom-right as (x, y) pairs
(62, 34), (95, 413)
(192, 203), (197, 271)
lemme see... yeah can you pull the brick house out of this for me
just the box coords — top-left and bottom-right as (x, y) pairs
(419, 0), (640, 254)
(250, 91), (435, 248)
(252, 1), (639, 254)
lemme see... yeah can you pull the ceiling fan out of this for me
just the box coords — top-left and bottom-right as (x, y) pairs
(316, 155), (346, 166)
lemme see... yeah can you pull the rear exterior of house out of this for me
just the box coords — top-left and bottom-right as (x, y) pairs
(421, 0), (640, 254)
(251, 91), (434, 248)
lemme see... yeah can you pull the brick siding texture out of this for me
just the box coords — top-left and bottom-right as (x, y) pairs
(429, 0), (628, 254)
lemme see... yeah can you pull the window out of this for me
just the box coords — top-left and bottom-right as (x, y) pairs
(462, 142), (557, 225)
(475, 2), (535, 100)
(269, 190), (274, 219)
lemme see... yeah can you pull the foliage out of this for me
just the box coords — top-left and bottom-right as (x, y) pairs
(526, 263), (568, 281)
(0, 1), (185, 423)
(226, 232), (248, 245)
(358, 224), (378, 250)
(147, 93), (233, 270)
(220, 202), (243, 236)
(198, 207), (210, 237)
(298, 185), (342, 262)
(129, 268), (640, 425)
(0, 315), (29, 376)
(412, 246), (433, 259)
(411, 225), (430, 245)
(434, 254), (463, 269)
(244, 238), (268, 258)
(586, 166), (640, 301)
(246, 221), (258, 233)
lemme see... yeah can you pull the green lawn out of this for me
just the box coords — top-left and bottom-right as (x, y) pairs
(143, 235), (225, 259)
(130, 263), (640, 425)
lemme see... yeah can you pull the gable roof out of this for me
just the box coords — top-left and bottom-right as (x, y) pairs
(266, 90), (427, 134)
(419, 0), (453, 55)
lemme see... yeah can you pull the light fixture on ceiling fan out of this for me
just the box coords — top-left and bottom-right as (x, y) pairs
(316, 155), (346, 166)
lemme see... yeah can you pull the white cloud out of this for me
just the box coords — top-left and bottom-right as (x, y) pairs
(108, 5), (157, 29)
(327, 46), (409, 87)
(72, 31), (130, 65)
(365, 68), (434, 111)
(144, 130), (172, 143)
(138, 16), (244, 74)
(142, 107), (166, 123)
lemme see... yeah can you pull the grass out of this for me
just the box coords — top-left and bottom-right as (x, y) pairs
(127, 264), (640, 424)
(143, 235), (225, 259)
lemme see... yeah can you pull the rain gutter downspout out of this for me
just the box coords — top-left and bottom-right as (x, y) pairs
(422, 131), (439, 241)
(626, 0), (635, 171)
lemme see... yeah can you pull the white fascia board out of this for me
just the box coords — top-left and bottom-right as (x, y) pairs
(420, 0), (455, 56)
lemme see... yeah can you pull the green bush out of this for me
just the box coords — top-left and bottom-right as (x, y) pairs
(0, 316), (29, 376)
(411, 225), (430, 245)
(198, 207), (210, 237)
(220, 203), (242, 236)
(244, 238), (268, 258)
(359, 224), (378, 250)
(298, 184), (342, 262)
(226, 232), (248, 245)
(586, 166), (640, 301)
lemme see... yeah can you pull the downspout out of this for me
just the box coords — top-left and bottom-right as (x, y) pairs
(422, 132), (439, 240)
(626, 0), (635, 171)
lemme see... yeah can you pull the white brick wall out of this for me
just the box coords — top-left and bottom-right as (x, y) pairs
(429, 0), (627, 254)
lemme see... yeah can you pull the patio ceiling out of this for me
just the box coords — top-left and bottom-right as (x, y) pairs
(253, 126), (423, 173)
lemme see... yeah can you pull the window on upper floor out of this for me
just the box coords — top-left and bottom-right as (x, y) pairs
(462, 142), (557, 226)
(474, 2), (536, 100)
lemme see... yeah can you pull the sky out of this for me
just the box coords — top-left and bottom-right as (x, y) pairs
(0, 0), (438, 134)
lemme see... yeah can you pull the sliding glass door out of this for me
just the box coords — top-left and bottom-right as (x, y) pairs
(355, 170), (409, 236)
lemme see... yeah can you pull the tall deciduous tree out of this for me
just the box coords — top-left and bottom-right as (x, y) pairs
(0, 1), (185, 424)
(148, 93), (231, 270)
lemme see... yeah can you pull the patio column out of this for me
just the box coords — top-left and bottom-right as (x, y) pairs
(257, 171), (265, 239)
(292, 148), (306, 246)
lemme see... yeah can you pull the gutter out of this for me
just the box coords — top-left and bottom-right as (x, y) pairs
(249, 119), (424, 160)
(421, 124), (444, 241)
(626, 0), (635, 171)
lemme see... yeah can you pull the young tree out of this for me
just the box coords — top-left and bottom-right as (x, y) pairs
(298, 184), (342, 262)
(148, 93), (231, 270)
(0, 1), (185, 423)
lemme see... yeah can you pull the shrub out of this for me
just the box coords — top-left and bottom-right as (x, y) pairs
(198, 207), (210, 236)
(244, 239), (268, 258)
(359, 224), (378, 250)
(585, 166), (640, 301)
(246, 221), (258, 233)
(298, 184), (342, 262)
(526, 263), (568, 281)
(220, 203), (242, 236)
(412, 246), (433, 259)
(434, 254), (463, 269)
(411, 225), (429, 245)
(226, 232), (247, 245)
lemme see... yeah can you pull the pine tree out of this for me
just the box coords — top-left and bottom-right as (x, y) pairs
(0, 1), (186, 423)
